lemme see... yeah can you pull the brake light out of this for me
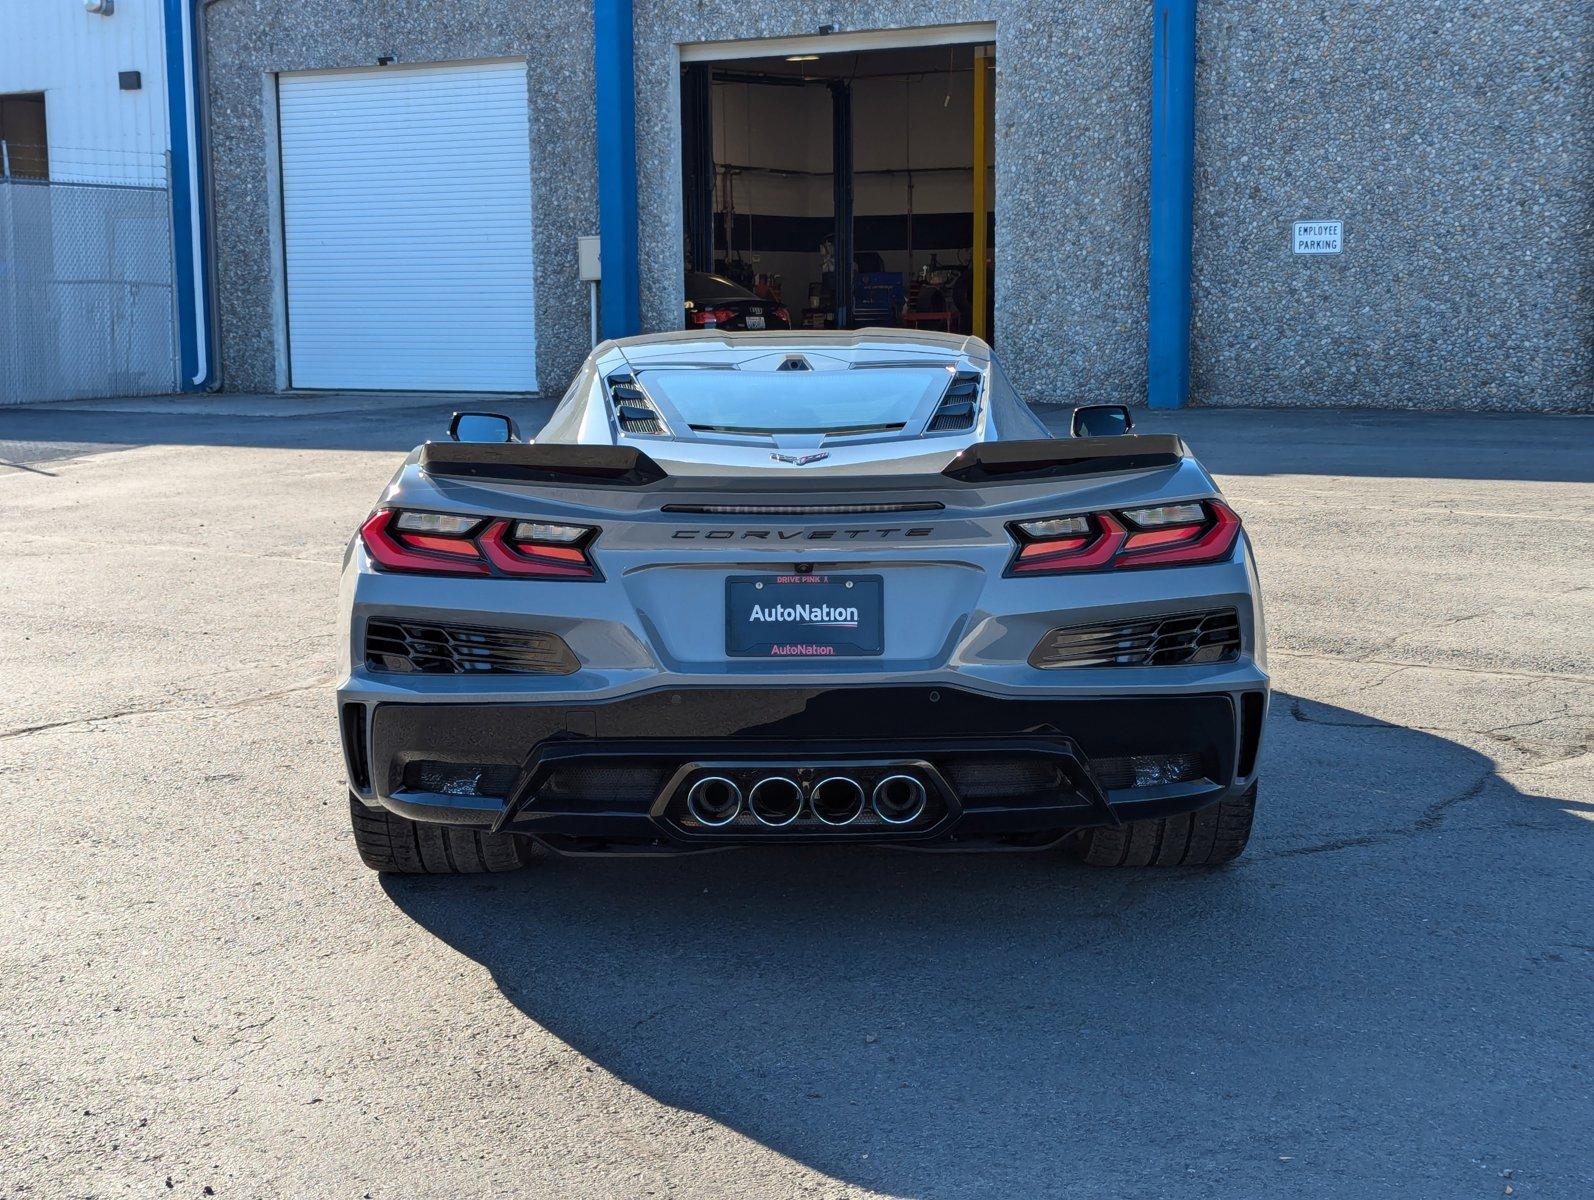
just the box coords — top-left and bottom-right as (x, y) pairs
(688, 307), (736, 327)
(773, 306), (790, 324)
(359, 510), (599, 579)
(1007, 500), (1240, 574)
(478, 520), (596, 578)
(1013, 513), (1126, 572)
(1118, 501), (1240, 567)
(360, 510), (489, 575)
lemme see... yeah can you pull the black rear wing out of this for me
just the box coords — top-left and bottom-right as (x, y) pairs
(420, 442), (668, 486)
(420, 436), (1184, 489)
(939, 436), (1187, 482)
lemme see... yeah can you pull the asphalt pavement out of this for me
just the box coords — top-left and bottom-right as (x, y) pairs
(1, 394), (1590, 1198)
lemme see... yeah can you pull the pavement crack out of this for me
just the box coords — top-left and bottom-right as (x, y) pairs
(1510, 749), (1593, 774)
(1414, 769), (1493, 830)
(1271, 649), (1594, 685)
(1288, 697), (1392, 729)
(0, 677), (334, 741)
(1262, 767), (1496, 859)
(0, 459), (59, 476)
(1264, 833), (1392, 860)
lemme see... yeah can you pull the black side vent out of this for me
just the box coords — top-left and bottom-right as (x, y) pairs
(927, 372), (980, 433)
(366, 620), (579, 676)
(1238, 692), (1266, 777)
(340, 703), (371, 792)
(1030, 609), (1242, 669)
(606, 373), (666, 434)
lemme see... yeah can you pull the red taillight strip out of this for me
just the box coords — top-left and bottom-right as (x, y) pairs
(1116, 501), (1240, 567)
(1008, 502), (1242, 574)
(1122, 524), (1203, 551)
(401, 533), (484, 557)
(478, 520), (595, 578)
(1017, 535), (1089, 560)
(1010, 513), (1127, 573)
(360, 510), (599, 578)
(360, 511), (491, 576)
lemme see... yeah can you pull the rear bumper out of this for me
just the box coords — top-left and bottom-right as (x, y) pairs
(341, 684), (1267, 852)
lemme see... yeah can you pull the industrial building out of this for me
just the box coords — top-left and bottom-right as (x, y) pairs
(6, 2), (1591, 410)
(0, 0), (211, 403)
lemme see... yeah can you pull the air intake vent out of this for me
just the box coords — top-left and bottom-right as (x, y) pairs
(1029, 609), (1241, 669)
(927, 372), (980, 432)
(606, 373), (666, 434)
(366, 619), (579, 675)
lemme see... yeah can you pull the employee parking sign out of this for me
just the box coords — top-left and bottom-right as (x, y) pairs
(1293, 221), (1343, 254)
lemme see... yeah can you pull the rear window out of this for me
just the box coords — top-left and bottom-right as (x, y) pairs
(687, 273), (756, 300)
(639, 366), (953, 435)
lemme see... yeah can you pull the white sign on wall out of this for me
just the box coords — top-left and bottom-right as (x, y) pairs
(1294, 221), (1343, 254)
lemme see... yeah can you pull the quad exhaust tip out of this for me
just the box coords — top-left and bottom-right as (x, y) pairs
(748, 776), (804, 827)
(810, 776), (867, 826)
(689, 771), (927, 830)
(686, 775), (742, 827)
(872, 774), (929, 825)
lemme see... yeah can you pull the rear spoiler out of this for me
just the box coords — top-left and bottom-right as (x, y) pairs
(420, 442), (668, 486)
(940, 436), (1186, 482)
(419, 435), (1184, 488)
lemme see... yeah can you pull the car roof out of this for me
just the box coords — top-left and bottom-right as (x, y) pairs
(602, 327), (984, 362)
(686, 272), (757, 299)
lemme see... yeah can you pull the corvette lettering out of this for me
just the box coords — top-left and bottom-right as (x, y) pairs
(672, 527), (935, 540)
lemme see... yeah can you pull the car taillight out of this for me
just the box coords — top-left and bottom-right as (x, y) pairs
(688, 307), (735, 327)
(772, 306), (790, 324)
(1007, 500), (1240, 574)
(359, 510), (600, 579)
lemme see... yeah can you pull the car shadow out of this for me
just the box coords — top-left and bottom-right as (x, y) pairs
(382, 691), (1588, 1196)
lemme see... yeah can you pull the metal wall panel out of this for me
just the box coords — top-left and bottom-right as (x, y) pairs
(0, 0), (170, 185)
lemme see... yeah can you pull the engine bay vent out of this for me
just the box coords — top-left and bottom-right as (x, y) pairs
(606, 373), (667, 434)
(927, 372), (981, 433)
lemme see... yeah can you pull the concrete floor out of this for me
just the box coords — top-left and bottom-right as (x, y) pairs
(1, 397), (1590, 1198)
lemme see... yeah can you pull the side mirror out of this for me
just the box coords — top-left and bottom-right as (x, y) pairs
(1070, 404), (1134, 438)
(449, 411), (519, 443)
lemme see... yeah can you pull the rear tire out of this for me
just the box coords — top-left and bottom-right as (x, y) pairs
(348, 794), (535, 874)
(1067, 782), (1256, 867)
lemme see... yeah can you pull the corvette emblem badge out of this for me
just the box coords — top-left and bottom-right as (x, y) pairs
(771, 452), (830, 466)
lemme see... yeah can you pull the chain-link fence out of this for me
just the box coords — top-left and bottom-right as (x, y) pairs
(0, 175), (179, 405)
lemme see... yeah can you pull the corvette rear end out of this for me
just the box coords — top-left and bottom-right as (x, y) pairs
(337, 331), (1267, 871)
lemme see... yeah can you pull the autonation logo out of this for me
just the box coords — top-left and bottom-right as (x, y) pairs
(748, 602), (860, 628)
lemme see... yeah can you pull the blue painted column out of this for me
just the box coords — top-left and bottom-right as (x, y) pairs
(163, 0), (216, 390)
(1147, 0), (1197, 408)
(594, 0), (641, 339)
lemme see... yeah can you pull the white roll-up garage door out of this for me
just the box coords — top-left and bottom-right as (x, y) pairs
(277, 61), (537, 392)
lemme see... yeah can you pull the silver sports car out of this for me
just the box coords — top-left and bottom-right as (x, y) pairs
(338, 330), (1268, 872)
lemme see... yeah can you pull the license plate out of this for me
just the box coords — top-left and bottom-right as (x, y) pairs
(726, 574), (883, 658)
(744, 315), (765, 329)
